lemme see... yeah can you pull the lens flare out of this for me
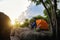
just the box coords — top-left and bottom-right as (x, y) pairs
(11, 20), (15, 25)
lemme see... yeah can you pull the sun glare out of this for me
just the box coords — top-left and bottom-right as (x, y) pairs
(20, 22), (24, 25)
(11, 20), (15, 25)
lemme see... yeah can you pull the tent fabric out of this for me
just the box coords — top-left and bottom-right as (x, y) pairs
(36, 19), (48, 30)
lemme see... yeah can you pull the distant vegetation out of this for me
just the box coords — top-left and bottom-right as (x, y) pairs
(13, 15), (48, 28)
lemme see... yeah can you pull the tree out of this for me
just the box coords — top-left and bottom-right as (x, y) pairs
(31, 0), (59, 39)
(24, 19), (29, 27)
(20, 19), (29, 27)
(14, 19), (20, 28)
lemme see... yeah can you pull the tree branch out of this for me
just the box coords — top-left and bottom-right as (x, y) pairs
(54, 0), (58, 39)
(41, 0), (53, 26)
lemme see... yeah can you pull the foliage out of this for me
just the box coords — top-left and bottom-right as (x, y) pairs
(14, 19), (20, 28)
(20, 19), (29, 27)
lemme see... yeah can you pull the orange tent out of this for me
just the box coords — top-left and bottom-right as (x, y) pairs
(36, 19), (49, 30)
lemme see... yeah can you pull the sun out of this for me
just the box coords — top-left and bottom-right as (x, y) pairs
(11, 20), (15, 25)
(20, 22), (24, 25)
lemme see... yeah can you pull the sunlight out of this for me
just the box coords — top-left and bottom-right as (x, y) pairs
(11, 20), (15, 25)
(20, 22), (24, 25)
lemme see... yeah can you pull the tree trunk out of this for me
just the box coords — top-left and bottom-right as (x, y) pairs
(41, 0), (53, 35)
(50, 0), (58, 40)
(41, 0), (53, 24)
(41, 0), (58, 40)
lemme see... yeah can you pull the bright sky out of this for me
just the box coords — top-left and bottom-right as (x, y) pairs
(0, 0), (31, 23)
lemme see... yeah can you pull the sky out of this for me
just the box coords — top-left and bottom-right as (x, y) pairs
(0, 0), (31, 22)
(57, 2), (60, 9)
(0, 0), (60, 23)
(18, 3), (45, 22)
(0, 0), (45, 23)
(26, 3), (45, 18)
